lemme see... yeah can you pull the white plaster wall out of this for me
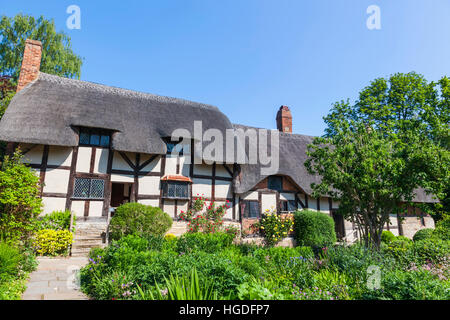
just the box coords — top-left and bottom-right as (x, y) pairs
(110, 174), (134, 183)
(89, 201), (104, 217)
(138, 199), (159, 207)
(320, 198), (330, 213)
(215, 165), (232, 178)
(76, 147), (91, 173)
(71, 201), (85, 217)
(164, 200), (175, 218)
(308, 197), (318, 210)
(177, 200), (189, 214)
(164, 155), (178, 175)
(140, 154), (161, 172)
(215, 180), (232, 199)
(241, 191), (258, 201)
(112, 151), (135, 171)
(193, 164), (212, 176)
(47, 146), (72, 167)
(94, 148), (109, 174)
(261, 193), (277, 213)
(43, 169), (70, 194)
(138, 176), (160, 195)
(21, 145), (43, 164)
(192, 178), (212, 198)
(41, 197), (66, 215)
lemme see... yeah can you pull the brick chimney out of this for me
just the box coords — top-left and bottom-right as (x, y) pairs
(16, 39), (42, 92)
(276, 105), (292, 133)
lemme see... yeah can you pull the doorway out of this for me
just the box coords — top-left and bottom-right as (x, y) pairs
(332, 210), (346, 240)
(110, 183), (132, 209)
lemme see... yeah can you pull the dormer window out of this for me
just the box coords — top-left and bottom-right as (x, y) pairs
(79, 127), (111, 147)
(164, 137), (184, 155)
(268, 176), (283, 192)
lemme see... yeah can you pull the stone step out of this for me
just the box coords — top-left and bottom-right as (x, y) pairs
(74, 235), (103, 241)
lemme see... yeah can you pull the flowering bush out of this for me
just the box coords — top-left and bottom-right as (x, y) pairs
(32, 229), (73, 256)
(258, 210), (294, 246)
(179, 194), (231, 234)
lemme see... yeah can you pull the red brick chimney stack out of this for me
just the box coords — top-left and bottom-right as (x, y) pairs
(16, 39), (42, 92)
(276, 105), (292, 133)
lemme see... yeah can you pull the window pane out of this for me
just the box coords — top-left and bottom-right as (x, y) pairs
(175, 183), (188, 198)
(79, 132), (90, 145)
(90, 134), (100, 146)
(167, 183), (176, 197)
(73, 178), (90, 198)
(288, 200), (297, 212)
(268, 176), (282, 191)
(281, 201), (288, 212)
(100, 135), (110, 147)
(244, 201), (259, 218)
(90, 179), (105, 198)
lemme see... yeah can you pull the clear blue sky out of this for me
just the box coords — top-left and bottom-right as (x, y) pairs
(2, 0), (450, 136)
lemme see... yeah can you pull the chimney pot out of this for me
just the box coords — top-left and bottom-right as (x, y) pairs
(16, 39), (42, 92)
(276, 105), (292, 133)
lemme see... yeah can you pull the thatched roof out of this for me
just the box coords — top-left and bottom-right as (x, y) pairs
(0, 73), (438, 203)
(0, 72), (235, 162)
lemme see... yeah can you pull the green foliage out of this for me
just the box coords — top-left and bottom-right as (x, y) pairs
(412, 239), (450, 264)
(305, 72), (450, 248)
(433, 215), (450, 240)
(413, 228), (435, 241)
(32, 229), (73, 256)
(381, 231), (396, 243)
(141, 268), (218, 300)
(396, 235), (412, 243)
(177, 232), (234, 254)
(237, 277), (287, 300)
(0, 151), (42, 244)
(0, 14), (82, 82)
(0, 242), (20, 278)
(37, 210), (75, 231)
(109, 203), (172, 240)
(293, 210), (336, 248)
(258, 210), (294, 246)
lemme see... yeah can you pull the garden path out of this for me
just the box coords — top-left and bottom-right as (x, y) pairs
(22, 257), (89, 300)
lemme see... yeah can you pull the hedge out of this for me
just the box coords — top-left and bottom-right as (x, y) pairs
(293, 210), (336, 248)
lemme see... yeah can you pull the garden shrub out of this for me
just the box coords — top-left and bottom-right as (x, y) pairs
(0, 242), (21, 278)
(33, 229), (73, 256)
(109, 203), (172, 240)
(38, 210), (75, 231)
(433, 215), (450, 240)
(381, 230), (396, 243)
(395, 235), (412, 242)
(413, 228), (435, 241)
(258, 210), (294, 246)
(412, 239), (450, 264)
(293, 210), (336, 248)
(177, 232), (234, 254)
(0, 152), (42, 244)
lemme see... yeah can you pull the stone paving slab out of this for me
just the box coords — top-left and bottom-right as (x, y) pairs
(22, 257), (89, 300)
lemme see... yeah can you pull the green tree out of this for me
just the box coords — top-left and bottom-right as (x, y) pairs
(0, 14), (82, 82)
(306, 72), (449, 248)
(0, 150), (42, 244)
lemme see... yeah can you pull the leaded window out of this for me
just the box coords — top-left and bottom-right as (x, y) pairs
(162, 181), (189, 199)
(79, 127), (111, 147)
(242, 200), (260, 218)
(281, 200), (297, 212)
(73, 178), (105, 199)
(268, 176), (283, 191)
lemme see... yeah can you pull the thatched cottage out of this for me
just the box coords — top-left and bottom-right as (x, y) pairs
(0, 40), (436, 252)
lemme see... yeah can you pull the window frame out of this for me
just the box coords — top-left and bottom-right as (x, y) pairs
(242, 200), (260, 219)
(280, 199), (297, 212)
(161, 181), (190, 200)
(268, 176), (283, 192)
(72, 177), (106, 200)
(78, 127), (111, 148)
